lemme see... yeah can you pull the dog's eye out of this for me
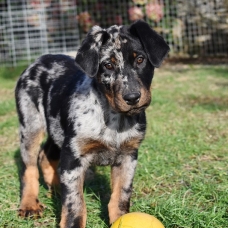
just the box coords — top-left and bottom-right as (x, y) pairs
(136, 57), (144, 64)
(105, 63), (114, 70)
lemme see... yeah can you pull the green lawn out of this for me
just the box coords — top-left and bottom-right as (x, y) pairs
(0, 64), (227, 227)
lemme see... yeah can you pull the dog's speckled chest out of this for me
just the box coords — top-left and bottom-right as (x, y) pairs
(47, 76), (145, 165)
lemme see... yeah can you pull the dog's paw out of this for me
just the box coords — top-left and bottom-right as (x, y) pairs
(18, 200), (45, 218)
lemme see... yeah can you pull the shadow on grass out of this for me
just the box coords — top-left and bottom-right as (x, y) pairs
(215, 82), (228, 88)
(84, 167), (110, 226)
(14, 148), (23, 196)
(14, 149), (110, 227)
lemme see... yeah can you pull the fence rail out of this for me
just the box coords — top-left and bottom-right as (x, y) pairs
(0, 0), (227, 66)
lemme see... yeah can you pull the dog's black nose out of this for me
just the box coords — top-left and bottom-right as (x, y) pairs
(123, 92), (141, 105)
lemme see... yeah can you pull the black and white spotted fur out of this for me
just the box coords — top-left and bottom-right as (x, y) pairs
(15, 20), (169, 228)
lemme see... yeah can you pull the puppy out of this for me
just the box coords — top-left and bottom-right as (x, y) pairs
(15, 20), (169, 228)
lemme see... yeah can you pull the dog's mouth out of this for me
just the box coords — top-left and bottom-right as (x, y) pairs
(124, 104), (149, 116)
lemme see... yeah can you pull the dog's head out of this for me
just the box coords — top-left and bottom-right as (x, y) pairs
(75, 20), (170, 115)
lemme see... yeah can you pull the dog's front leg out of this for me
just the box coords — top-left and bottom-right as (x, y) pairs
(108, 152), (138, 224)
(59, 142), (88, 228)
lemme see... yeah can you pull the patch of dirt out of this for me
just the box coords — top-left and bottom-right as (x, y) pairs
(183, 96), (228, 111)
(0, 89), (13, 101)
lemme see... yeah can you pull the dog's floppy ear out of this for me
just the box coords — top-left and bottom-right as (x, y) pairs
(129, 20), (170, 68)
(75, 26), (110, 77)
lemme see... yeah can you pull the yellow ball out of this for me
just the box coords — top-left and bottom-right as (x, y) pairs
(111, 212), (165, 228)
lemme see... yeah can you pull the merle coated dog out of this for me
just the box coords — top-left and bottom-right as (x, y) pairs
(15, 20), (169, 228)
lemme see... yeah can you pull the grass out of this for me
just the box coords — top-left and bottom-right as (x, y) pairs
(0, 64), (228, 227)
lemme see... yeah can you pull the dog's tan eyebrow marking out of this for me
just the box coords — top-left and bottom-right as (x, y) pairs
(133, 52), (137, 58)
(111, 56), (117, 64)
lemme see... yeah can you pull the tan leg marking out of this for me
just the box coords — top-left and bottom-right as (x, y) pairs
(60, 206), (67, 228)
(18, 166), (44, 218)
(109, 140), (140, 224)
(59, 203), (87, 228)
(19, 129), (45, 218)
(108, 168), (123, 224)
(39, 150), (60, 188)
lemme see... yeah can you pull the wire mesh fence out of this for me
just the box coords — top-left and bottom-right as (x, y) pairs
(0, 0), (79, 66)
(0, 0), (228, 66)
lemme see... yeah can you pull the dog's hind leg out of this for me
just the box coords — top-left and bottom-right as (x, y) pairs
(18, 127), (45, 218)
(16, 84), (46, 218)
(39, 137), (60, 191)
